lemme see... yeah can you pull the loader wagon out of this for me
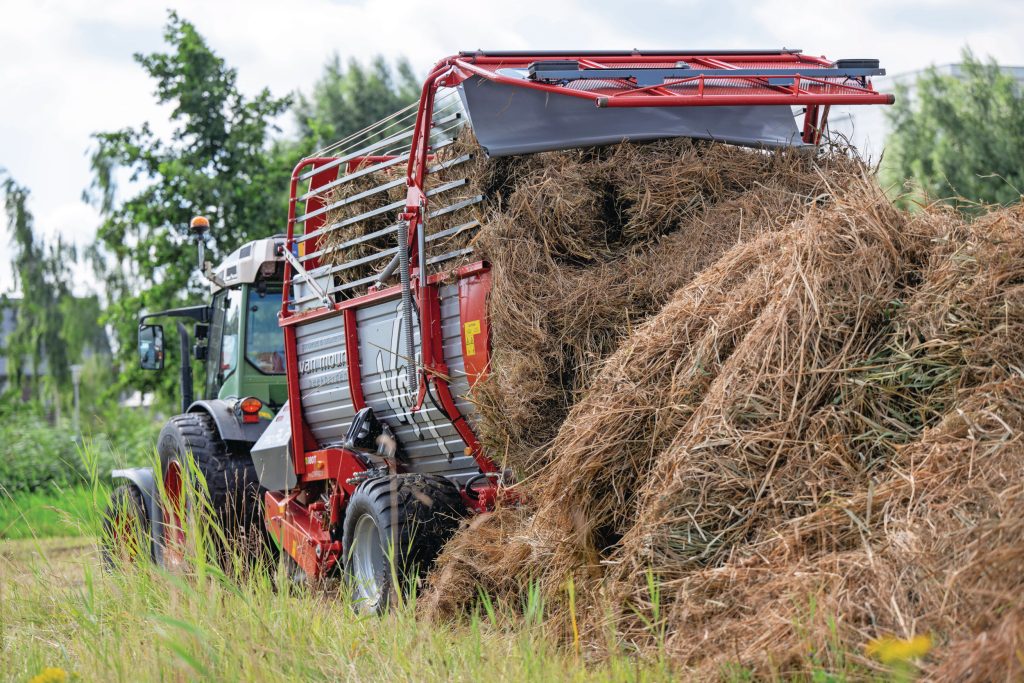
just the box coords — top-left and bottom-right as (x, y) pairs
(244, 49), (893, 611)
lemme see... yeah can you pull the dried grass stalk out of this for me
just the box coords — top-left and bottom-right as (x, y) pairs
(425, 164), (1024, 680)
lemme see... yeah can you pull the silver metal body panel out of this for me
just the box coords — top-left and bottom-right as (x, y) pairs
(458, 74), (804, 156)
(293, 283), (479, 485)
(250, 403), (298, 491)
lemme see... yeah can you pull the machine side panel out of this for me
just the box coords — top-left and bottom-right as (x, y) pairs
(354, 283), (480, 484)
(295, 315), (356, 445)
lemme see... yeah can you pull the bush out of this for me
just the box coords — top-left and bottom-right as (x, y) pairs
(0, 402), (159, 493)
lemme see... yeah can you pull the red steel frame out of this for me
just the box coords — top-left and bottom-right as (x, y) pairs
(272, 50), (892, 577)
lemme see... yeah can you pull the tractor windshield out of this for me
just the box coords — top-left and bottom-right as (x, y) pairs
(246, 288), (285, 374)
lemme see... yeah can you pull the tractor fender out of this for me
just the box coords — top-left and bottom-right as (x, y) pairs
(111, 467), (165, 566)
(187, 398), (270, 448)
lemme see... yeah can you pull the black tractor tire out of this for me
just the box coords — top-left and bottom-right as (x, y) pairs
(157, 413), (267, 565)
(342, 473), (465, 613)
(101, 483), (151, 570)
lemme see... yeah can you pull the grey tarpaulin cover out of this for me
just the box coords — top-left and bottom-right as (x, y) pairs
(457, 73), (804, 156)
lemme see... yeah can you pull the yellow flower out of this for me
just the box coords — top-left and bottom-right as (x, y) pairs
(865, 633), (933, 664)
(29, 668), (68, 683)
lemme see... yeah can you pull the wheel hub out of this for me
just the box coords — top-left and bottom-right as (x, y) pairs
(351, 513), (384, 607)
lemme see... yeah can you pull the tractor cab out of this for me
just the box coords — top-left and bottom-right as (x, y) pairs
(136, 219), (287, 414)
(201, 237), (288, 409)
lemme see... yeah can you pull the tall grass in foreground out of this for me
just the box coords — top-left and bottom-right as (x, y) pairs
(0, 442), (676, 683)
(1, 533), (675, 680)
(0, 443), (882, 682)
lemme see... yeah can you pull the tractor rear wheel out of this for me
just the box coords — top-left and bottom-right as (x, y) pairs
(157, 413), (264, 569)
(101, 484), (151, 569)
(342, 473), (464, 613)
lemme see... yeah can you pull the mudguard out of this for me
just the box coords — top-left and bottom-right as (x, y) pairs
(111, 467), (165, 566)
(187, 398), (270, 447)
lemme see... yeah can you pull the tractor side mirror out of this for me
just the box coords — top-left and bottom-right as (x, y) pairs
(139, 324), (165, 371)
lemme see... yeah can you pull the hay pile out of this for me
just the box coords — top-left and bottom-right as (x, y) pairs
(466, 137), (854, 472)
(423, 161), (1024, 680)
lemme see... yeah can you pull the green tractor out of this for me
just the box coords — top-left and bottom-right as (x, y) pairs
(103, 216), (285, 568)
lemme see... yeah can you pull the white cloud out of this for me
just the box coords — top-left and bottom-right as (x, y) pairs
(1, 0), (1022, 294)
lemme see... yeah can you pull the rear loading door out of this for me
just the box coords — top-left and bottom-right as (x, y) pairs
(294, 282), (482, 485)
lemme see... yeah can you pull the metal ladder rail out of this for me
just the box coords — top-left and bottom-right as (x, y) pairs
(297, 97), (465, 202)
(311, 89), (462, 161)
(289, 219), (483, 306)
(295, 147), (470, 229)
(289, 202), (485, 307)
(295, 177), (470, 249)
(295, 110), (463, 182)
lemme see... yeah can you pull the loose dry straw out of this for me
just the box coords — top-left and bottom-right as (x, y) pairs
(420, 139), (1024, 680)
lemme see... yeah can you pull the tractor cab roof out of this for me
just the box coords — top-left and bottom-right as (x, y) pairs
(211, 236), (285, 293)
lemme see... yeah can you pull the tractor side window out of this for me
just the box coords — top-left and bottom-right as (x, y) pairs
(245, 289), (285, 374)
(220, 288), (242, 375)
(205, 290), (227, 398)
(205, 288), (242, 399)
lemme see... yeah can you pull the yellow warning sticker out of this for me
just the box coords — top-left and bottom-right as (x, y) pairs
(464, 319), (481, 356)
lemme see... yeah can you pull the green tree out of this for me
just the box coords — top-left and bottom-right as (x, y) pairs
(1, 175), (72, 400)
(883, 49), (1024, 209)
(294, 54), (420, 148)
(86, 11), (292, 398)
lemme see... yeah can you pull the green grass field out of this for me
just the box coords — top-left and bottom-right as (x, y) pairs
(0, 486), (103, 540)
(0, 538), (684, 682)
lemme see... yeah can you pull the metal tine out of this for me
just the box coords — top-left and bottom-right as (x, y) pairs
(428, 194), (484, 220)
(292, 220), (483, 306)
(297, 148), (473, 225)
(426, 247), (475, 266)
(299, 102), (464, 201)
(303, 223), (400, 263)
(365, 101), (464, 157)
(374, 118), (464, 160)
(314, 101), (417, 157)
(299, 185), (481, 264)
(297, 178), (470, 245)
(298, 189), (482, 266)
(302, 219), (481, 282)
(427, 219), (481, 243)
(313, 89), (461, 160)
(297, 177), (406, 224)
(300, 226), (400, 273)
(303, 246), (475, 303)
(298, 153), (409, 203)
(297, 111), (461, 182)
(332, 271), (390, 294)
(300, 94), (463, 179)
(298, 127), (454, 203)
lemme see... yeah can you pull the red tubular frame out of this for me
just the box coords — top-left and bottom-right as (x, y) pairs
(276, 50), (894, 549)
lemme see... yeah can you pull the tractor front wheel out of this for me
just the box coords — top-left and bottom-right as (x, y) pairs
(342, 473), (464, 613)
(101, 484), (151, 569)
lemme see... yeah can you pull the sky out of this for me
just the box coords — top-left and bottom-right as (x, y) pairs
(1, 0), (1022, 295)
